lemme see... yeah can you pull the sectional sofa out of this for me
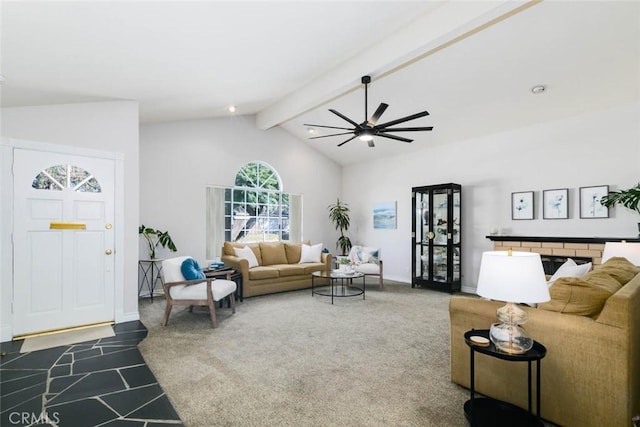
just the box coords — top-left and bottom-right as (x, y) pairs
(449, 257), (640, 427)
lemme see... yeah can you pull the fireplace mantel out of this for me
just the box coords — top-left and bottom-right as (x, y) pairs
(486, 235), (640, 266)
(486, 236), (640, 244)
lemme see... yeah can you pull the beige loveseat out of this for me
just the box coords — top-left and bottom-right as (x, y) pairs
(221, 241), (332, 297)
(449, 257), (640, 427)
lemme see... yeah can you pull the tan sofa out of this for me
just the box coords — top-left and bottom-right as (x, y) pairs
(221, 241), (332, 297)
(449, 257), (640, 427)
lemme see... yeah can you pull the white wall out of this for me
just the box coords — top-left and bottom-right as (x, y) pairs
(139, 115), (342, 262)
(343, 102), (640, 291)
(1, 101), (140, 336)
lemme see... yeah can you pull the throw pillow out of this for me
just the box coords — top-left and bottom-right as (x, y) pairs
(299, 243), (322, 263)
(235, 246), (259, 268)
(538, 271), (619, 318)
(548, 260), (592, 286)
(595, 256), (640, 285)
(181, 258), (206, 281)
(359, 246), (380, 264)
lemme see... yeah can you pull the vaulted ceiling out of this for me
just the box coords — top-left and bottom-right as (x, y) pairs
(2, 1), (638, 165)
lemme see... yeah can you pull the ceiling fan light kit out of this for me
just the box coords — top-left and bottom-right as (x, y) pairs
(304, 75), (433, 148)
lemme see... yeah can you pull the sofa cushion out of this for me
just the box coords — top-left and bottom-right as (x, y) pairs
(538, 271), (620, 317)
(284, 243), (302, 264)
(259, 242), (288, 266)
(299, 243), (322, 263)
(595, 256), (640, 285)
(248, 266), (280, 280)
(235, 246), (259, 268)
(273, 264), (307, 277)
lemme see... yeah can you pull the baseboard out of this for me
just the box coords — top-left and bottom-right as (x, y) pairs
(461, 285), (477, 295)
(116, 310), (140, 324)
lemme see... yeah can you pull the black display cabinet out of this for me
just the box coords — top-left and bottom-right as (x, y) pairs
(412, 183), (461, 293)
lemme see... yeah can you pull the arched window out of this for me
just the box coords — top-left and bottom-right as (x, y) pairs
(32, 164), (101, 193)
(226, 162), (289, 243)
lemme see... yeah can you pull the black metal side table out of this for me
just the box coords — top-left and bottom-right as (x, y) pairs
(138, 259), (164, 301)
(464, 329), (546, 427)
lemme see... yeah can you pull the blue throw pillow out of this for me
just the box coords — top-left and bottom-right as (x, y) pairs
(181, 258), (205, 281)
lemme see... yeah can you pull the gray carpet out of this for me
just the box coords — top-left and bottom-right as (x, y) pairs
(138, 281), (469, 426)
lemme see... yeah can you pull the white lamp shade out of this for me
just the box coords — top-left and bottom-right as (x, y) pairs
(601, 242), (640, 266)
(477, 251), (550, 303)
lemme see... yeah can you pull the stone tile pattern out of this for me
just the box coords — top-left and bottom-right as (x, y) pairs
(0, 321), (183, 426)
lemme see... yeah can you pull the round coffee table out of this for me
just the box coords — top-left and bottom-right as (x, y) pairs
(311, 270), (365, 304)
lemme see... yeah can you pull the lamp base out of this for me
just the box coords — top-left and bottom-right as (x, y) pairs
(489, 323), (533, 354)
(489, 302), (533, 354)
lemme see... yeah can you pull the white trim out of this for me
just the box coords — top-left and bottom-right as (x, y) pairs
(0, 137), (126, 340)
(1, 137), (124, 161)
(116, 310), (140, 324)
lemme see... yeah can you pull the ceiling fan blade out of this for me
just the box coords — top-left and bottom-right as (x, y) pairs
(368, 140), (375, 148)
(375, 111), (430, 129)
(376, 133), (413, 143)
(379, 126), (434, 132)
(337, 135), (358, 147)
(368, 103), (388, 125)
(329, 109), (360, 128)
(309, 132), (354, 140)
(303, 124), (354, 131)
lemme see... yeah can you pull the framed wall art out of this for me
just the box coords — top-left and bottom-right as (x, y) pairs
(543, 188), (569, 219)
(580, 185), (609, 218)
(511, 191), (534, 220)
(373, 201), (397, 229)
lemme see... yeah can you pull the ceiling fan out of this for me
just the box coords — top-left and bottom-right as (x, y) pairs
(304, 75), (433, 148)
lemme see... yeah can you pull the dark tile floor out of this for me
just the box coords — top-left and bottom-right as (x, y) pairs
(0, 321), (183, 427)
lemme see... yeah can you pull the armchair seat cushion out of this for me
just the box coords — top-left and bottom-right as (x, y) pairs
(354, 263), (380, 274)
(169, 279), (237, 301)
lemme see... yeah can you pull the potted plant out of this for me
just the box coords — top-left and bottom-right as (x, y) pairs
(600, 183), (640, 234)
(328, 198), (352, 256)
(139, 224), (178, 259)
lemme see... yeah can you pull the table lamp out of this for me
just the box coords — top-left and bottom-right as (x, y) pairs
(601, 241), (640, 266)
(476, 250), (550, 354)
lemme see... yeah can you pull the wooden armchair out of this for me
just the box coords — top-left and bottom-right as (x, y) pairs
(161, 256), (237, 328)
(348, 245), (384, 289)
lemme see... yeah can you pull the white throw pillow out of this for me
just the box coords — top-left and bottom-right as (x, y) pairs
(548, 259), (591, 285)
(235, 246), (259, 268)
(299, 243), (323, 263)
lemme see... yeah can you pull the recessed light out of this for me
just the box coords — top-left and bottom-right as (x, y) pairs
(227, 105), (237, 113)
(531, 85), (546, 94)
(307, 128), (316, 134)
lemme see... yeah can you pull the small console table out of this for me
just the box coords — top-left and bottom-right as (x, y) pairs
(464, 329), (546, 427)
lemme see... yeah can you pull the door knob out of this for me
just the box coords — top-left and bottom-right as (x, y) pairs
(105, 249), (113, 255)
(105, 223), (112, 230)
(427, 231), (435, 240)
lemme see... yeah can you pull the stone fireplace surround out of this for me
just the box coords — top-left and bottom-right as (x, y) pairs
(487, 235), (640, 274)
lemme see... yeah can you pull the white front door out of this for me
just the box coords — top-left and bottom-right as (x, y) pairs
(13, 148), (115, 336)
